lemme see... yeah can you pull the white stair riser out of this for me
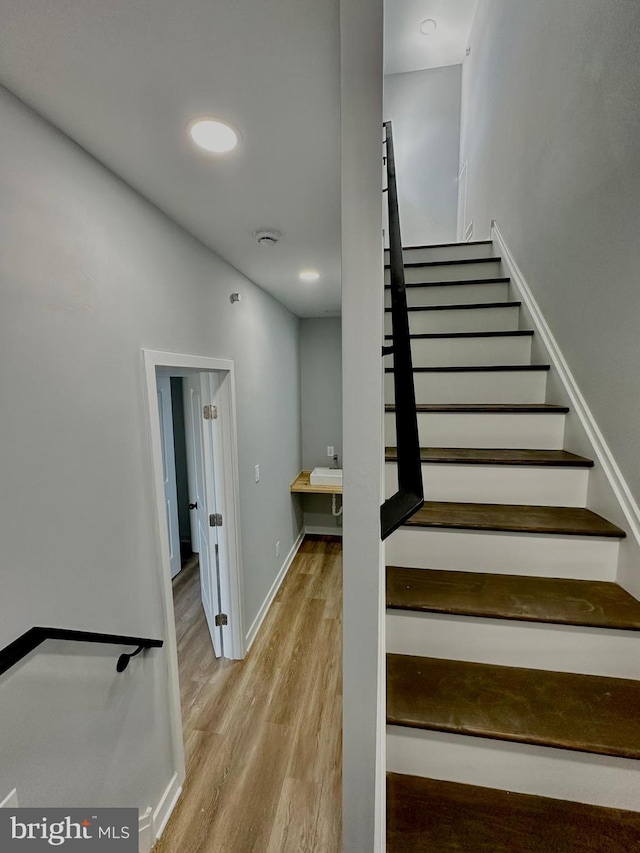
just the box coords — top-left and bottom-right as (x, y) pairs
(386, 727), (640, 812)
(386, 612), (640, 679)
(385, 243), (496, 264)
(397, 335), (532, 367)
(385, 462), (588, 507)
(385, 527), (619, 581)
(384, 411), (566, 449)
(385, 282), (510, 308)
(384, 370), (548, 405)
(385, 306), (520, 335)
(385, 261), (503, 284)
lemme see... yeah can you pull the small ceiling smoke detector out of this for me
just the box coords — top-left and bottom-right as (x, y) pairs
(420, 18), (437, 35)
(254, 229), (281, 246)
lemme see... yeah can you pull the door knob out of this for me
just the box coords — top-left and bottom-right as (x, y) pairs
(189, 502), (198, 510)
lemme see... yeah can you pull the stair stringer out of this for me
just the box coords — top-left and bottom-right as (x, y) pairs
(492, 221), (640, 601)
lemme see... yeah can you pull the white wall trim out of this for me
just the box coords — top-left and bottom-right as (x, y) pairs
(492, 222), (640, 551)
(245, 530), (304, 651)
(153, 772), (182, 842)
(138, 807), (154, 853)
(304, 525), (343, 537)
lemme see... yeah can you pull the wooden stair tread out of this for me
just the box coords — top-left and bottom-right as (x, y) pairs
(385, 403), (569, 414)
(387, 774), (640, 853)
(386, 567), (640, 630)
(384, 330), (534, 339)
(384, 447), (593, 466)
(384, 276), (510, 289)
(387, 654), (640, 759)
(387, 239), (493, 250)
(405, 501), (625, 538)
(385, 364), (550, 373)
(385, 256), (501, 269)
(385, 300), (520, 313)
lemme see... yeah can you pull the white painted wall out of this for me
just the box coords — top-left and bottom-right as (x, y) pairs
(0, 85), (302, 812)
(300, 317), (342, 532)
(341, 0), (385, 847)
(461, 0), (640, 500)
(383, 65), (462, 246)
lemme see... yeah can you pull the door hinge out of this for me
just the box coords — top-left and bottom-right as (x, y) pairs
(203, 405), (217, 420)
(215, 613), (228, 627)
(209, 513), (223, 527)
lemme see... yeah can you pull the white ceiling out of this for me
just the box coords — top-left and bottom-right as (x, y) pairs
(385, 0), (478, 76)
(0, 0), (342, 318)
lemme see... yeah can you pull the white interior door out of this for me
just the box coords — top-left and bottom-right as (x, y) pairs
(157, 374), (181, 579)
(183, 373), (223, 657)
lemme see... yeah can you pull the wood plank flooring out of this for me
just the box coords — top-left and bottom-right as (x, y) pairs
(154, 535), (342, 853)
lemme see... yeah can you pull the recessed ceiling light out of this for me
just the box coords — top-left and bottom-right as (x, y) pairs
(420, 18), (437, 35)
(189, 118), (239, 153)
(299, 270), (320, 282)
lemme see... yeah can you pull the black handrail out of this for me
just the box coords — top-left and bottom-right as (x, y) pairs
(0, 627), (163, 677)
(381, 121), (424, 540)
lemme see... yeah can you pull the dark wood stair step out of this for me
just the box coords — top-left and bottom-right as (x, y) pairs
(384, 276), (510, 289)
(385, 300), (520, 313)
(387, 773), (640, 853)
(386, 566), (640, 630)
(386, 239), (493, 251)
(385, 364), (550, 374)
(385, 256), (501, 269)
(384, 329), (533, 339)
(387, 654), (640, 759)
(385, 403), (569, 414)
(385, 447), (593, 466)
(405, 501), (625, 538)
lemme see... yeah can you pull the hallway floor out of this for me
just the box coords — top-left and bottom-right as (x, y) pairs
(154, 535), (342, 853)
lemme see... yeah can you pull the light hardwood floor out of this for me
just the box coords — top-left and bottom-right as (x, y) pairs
(154, 535), (343, 853)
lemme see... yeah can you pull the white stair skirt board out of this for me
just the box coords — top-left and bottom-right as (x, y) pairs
(384, 462), (589, 507)
(392, 334), (532, 368)
(384, 410), (566, 450)
(384, 281), (510, 308)
(385, 260), (503, 285)
(385, 527), (619, 581)
(384, 369), (547, 406)
(385, 242), (496, 264)
(386, 612), (640, 680)
(386, 727), (640, 813)
(385, 305), (520, 336)
(492, 222), (640, 602)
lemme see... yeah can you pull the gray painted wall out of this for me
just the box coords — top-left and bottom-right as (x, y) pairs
(384, 65), (462, 246)
(461, 0), (640, 500)
(341, 0), (385, 846)
(0, 85), (302, 811)
(300, 318), (342, 531)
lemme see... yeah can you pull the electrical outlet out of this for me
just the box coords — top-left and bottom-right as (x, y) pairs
(275, 541), (280, 558)
(327, 446), (334, 457)
(1, 789), (18, 808)
(254, 464), (260, 483)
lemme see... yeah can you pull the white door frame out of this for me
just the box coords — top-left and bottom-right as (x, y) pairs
(142, 349), (246, 779)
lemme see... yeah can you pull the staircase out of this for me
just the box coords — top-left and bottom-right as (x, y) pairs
(383, 240), (640, 851)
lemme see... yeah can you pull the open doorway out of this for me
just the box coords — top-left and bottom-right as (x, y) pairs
(143, 350), (245, 785)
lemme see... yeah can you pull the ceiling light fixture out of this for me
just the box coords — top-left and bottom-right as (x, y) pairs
(189, 118), (239, 153)
(420, 18), (437, 35)
(299, 270), (320, 282)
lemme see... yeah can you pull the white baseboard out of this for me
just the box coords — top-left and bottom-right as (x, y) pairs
(245, 530), (305, 651)
(152, 772), (182, 845)
(492, 221), (640, 595)
(138, 807), (154, 853)
(304, 525), (343, 537)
